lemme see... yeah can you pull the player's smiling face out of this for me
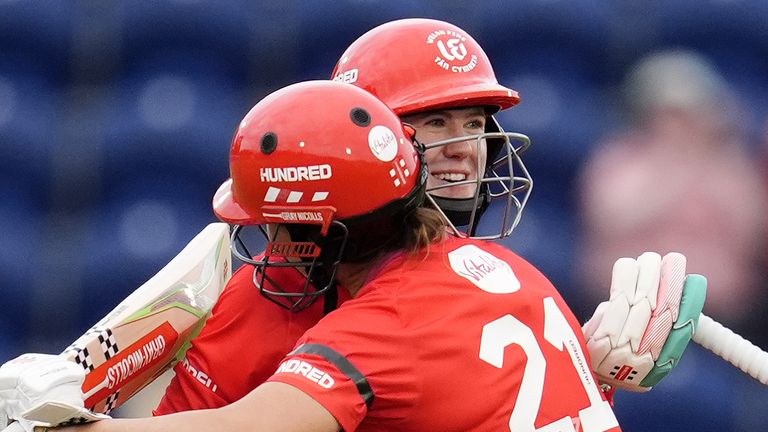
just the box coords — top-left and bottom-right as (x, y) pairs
(402, 107), (488, 199)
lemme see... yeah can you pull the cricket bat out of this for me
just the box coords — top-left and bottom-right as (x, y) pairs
(58, 222), (231, 414)
(693, 313), (768, 386)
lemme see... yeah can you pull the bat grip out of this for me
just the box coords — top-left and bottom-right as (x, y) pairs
(693, 313), (768, 385)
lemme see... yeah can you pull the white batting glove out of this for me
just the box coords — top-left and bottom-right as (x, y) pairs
(0, 354), (109, 432)
(583, 252), (707, 392)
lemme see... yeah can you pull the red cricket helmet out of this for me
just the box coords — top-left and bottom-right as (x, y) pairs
(331, 18), (532, 240)
(213, 80), (428, 311)
(214, 80), (425, 227)
(330, 18), (520, 116)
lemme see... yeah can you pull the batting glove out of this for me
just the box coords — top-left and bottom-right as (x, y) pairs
(0, 354), (109, 432)
(583, 252), (707, 392)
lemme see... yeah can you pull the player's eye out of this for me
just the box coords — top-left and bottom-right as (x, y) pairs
(466, 119), (485, 129)
(424, 117), (446, 127)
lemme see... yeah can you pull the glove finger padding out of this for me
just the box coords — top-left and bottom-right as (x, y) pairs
(583, 302), (612, 368)
(586, 257), (640, 350)
(584, 252), (706, 392)
(636, 253), (686, 359)
(584, 254), (654, 386)
(639, 274), (707, 387)
(617, 252), (661, 352)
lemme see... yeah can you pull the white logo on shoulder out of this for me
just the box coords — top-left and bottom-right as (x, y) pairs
(276, 359), (335, 389)
(448, 245), (520, 293)
(368, 125), (398, 162)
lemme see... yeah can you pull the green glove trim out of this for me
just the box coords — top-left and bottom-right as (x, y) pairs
(640, 274), (707, 387)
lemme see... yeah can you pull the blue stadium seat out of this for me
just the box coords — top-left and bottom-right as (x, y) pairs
(614, 345), (743, 431)
(705, 51), (768, 138)
(75, 68), (242, 322)
(496, 62), (618, 194)
(0, 0), (73, 84)
(0, 2), (68, 358)
(0, 192), (44, 362)
(116, 0), (257, 86)
(653, 1), (767, 115)
(656, 1), (768, 51)
(465, 0), (609, 77)
(499, 197), (582, 313)
(77, 179), (218, 323)
(0, 69), (58, 211)
(99, 70), (245, 197)
(290, 0), (426, 81)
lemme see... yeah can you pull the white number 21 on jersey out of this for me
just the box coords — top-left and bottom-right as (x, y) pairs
(479, 297), (620, 432)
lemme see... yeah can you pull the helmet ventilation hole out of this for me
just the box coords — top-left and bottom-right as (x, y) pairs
(350, 107), (371, 126)
(261, 132), (278, 154)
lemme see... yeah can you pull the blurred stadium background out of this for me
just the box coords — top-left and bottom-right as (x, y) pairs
(1, 0), (767, 430)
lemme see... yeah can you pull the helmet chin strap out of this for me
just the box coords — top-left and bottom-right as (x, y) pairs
(429, 186), (491, 236)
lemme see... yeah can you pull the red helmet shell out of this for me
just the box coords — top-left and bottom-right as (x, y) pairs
(331, 18), (519, 116)
(213, 81), (423, 226)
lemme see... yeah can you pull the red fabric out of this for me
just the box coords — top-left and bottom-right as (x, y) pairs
(268, 237), (622, 431)
(154, 262), (349, 415)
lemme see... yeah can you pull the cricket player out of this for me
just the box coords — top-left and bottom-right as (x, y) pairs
(0, 19), (705, 432)
(155, 17), (534, 414)
(61, 79), (622, 431)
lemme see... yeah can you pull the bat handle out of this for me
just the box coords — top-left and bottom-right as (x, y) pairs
(693, 313), (768, 385)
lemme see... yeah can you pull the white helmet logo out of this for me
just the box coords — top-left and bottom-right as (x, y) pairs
(437, 38), (467, 61)
(368, 125), (398, 162)
(427, 29), (478, 73)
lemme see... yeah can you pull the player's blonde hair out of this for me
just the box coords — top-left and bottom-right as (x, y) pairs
(401, 207), (447, 254)
(338, 204), (446, 265)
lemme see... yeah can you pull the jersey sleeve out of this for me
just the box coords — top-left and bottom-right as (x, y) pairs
(154, 263), (334, 415)
(268, 344), (371, 431)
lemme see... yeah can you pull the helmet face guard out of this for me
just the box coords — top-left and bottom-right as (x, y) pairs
(424, 130), (532, 240)
(227, 167), (428, 312)
(229, 221), (347, 312)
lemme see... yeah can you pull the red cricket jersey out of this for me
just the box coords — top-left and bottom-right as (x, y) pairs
(268, 237), (622, 431)
(154, 260), (349, 415)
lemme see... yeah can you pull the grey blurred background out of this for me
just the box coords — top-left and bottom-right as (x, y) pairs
(1, 1), (767, 430)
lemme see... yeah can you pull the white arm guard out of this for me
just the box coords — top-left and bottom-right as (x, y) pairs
(583, 252), (688, 392)
(0, 354), (109, 432)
